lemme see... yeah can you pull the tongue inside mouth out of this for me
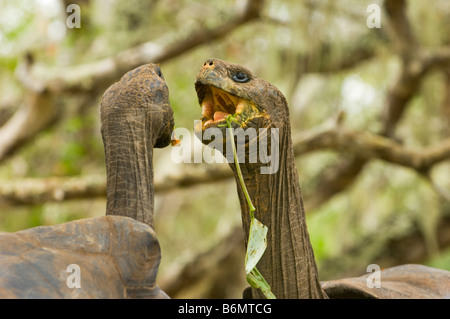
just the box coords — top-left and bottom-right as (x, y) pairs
(213, 111), (229, 122)
(198, 85), (268, 132)
(199, 86), (263, 129)
(204, 111), (229, 127)
(201, 88), (235, 126)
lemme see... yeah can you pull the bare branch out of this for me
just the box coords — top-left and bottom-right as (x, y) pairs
(380, 61), (426, 137)
(423, 47), (450, 70)
(313, 0), (427, 203)
(34, 0), (265, 94)
(316, 0), (449, 205)
(0, 91), (56, 162)
(317, 0), (448, 208)
(2, 122), (449, 206)
(0, 164), (232, 206)
(0, 175), (106, 206)
(306, 1), (423, 207)
(303, 156), (367, 212)
(0, 0), (265, 163)
(295, 37), (381, 75)
(154, 164), (232, 193)
(384, 0), (419, 59)
(293, 124), (450, 172)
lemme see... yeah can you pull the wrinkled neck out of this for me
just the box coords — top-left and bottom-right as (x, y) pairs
(230, 127), (327, 299)
(102, 110), (155, 228)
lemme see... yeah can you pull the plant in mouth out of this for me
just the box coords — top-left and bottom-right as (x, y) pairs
(221, 114), (275, 299)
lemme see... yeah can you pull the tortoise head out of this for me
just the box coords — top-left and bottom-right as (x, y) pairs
(101, 63), (174, 148)
(195, 58), (289, 134)
(194, 59), (288, 173)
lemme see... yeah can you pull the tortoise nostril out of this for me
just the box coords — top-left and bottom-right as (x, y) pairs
(202, 60), (215, 69)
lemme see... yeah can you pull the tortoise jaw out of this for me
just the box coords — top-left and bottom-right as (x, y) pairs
(196, 84), (264, 131)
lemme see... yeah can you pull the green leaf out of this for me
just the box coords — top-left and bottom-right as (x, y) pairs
(225, 113), (275, 299)
(246, 267), (276, 299)
(245, 217), (268, 274)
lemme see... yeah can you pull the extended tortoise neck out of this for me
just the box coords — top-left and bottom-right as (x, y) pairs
(100, 64), (174, 228)
(196, 58), (327, 299)
(229, 122), (327, 299)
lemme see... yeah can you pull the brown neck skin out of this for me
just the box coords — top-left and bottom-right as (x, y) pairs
(102, 109), (155, 228)
(230, 125), (327, 299)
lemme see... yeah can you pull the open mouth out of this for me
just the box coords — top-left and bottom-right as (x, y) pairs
(196, 85), (263, 131)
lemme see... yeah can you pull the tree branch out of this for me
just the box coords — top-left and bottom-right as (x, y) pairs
(0, 164), (232, 206)
(0, 91), (57, 162)
(2, 122), (449, 206)
(0, 175), (106, 206)
(293, 123), (450, 173)
(32, 0), (265, 94)
(308, 0), (449, 207)
(384, 0), (419, 59)
(0, 0), (265, 164)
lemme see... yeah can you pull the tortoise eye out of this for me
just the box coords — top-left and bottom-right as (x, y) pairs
(155, 66), (164, 79)
(232, 71), (250, 83)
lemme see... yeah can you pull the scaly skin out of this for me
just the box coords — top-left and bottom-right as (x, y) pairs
(195, 58), (327, 299)
(101, 64), (174, 228)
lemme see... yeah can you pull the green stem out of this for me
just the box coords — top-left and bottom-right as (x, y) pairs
(225, 116), (256, 219)
(225, 115), (276, 299)
(250, 267), (276, 299)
